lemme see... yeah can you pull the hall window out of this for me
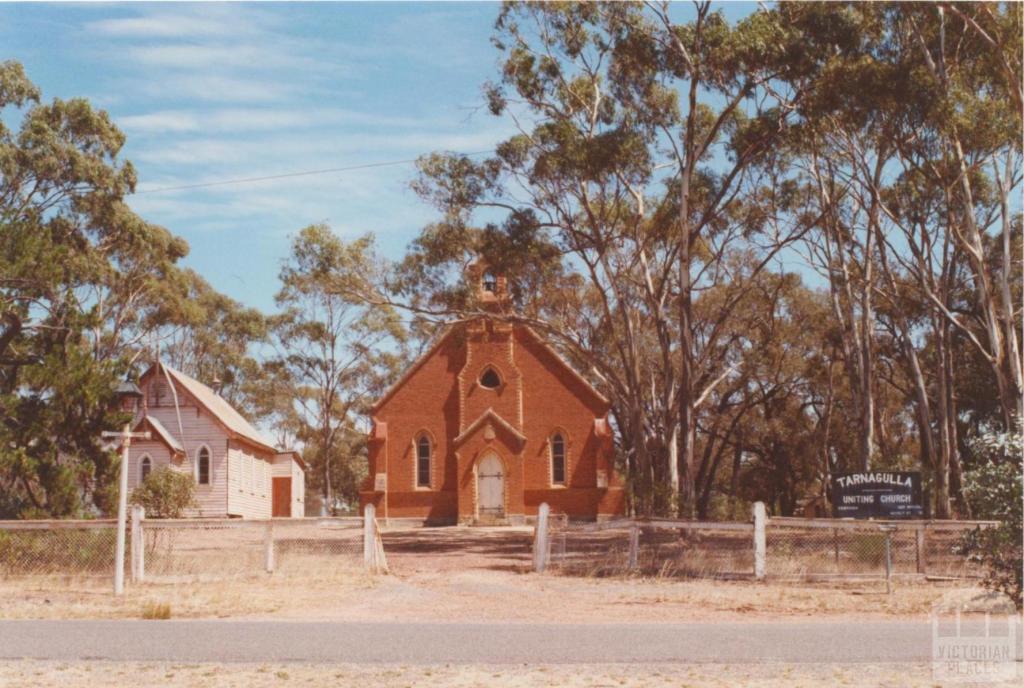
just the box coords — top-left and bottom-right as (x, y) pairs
(479, 367), (501, 389)
(416, 435), (431, 488)
(140, 455), (152, 482)
(551, 433), (566, 485)
(196, 446), (211, 485)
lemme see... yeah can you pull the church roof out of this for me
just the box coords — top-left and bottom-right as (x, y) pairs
(134, 415), (185, 455)
(141, 362), (277, 453)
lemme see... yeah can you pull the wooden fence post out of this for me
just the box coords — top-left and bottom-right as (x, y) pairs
(533, 503), (550, 573)
(130, 505), (145, 583)
(627, 524), (640, 571)
(364, 503), (376, 571)
(752, 501), (766, 581)
(264, 521), (275, 573)
(915, 525), (926, 575)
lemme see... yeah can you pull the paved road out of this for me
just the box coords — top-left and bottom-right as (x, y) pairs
(1, 620), (1020, 664)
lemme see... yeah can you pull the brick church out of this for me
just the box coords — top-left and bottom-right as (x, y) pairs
(359, 264), (624, 524)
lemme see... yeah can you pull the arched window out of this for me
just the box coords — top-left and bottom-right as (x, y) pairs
(550, 433), (566, 485)
(416, 436), (431, 488)
(482, 271), (497, 293)
(196, 446), (211, 485)
(479, 367), (501, 389)
(140, 455), (152, 482)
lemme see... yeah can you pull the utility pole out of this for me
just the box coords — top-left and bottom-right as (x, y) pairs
(102, 380), (149, 595)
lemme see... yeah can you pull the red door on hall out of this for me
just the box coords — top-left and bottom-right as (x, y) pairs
(272, 477), (292, 517)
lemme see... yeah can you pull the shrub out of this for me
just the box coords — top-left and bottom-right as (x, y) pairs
(130, 467), (197, 518)
(140, 601), (171, 619)
(960, 423), (1023, 609)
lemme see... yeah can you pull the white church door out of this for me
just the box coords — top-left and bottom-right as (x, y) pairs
(477, 452), (505, 518)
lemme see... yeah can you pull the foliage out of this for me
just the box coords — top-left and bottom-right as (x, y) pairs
(0, 61), (191, 517)
(267, 225), (405, 512)
(129, 466), (197, 519)
(960, 424), (1023, 608)
(158, 270), (269, 419)
(0, 62), (268, 518)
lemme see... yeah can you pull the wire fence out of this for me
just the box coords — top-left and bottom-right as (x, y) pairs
(0, 512), (386, 585)
(764, 518), (986, 580)
(547, 518), (755, 579)
(538, 508), (996, 582)
(142, 517), (366, 582)
(0, 520), (119, 579)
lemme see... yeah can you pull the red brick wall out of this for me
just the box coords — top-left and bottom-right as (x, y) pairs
(360, 319), (624, 522)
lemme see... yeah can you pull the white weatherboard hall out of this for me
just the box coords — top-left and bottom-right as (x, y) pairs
(126, 362), (305, 518)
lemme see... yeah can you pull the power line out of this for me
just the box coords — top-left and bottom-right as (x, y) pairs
(133, 149), (496, 195)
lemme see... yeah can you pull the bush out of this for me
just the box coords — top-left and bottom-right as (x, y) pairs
(960, 424), (1023, 609)
(130, 467), (197, 518)
(140, 601), (172, 620)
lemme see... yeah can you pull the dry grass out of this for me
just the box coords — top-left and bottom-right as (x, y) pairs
(0, 565), (377, 621)
(0, 567), (983, 623)
(0, 525), (990, 622)
(139, 602), (171, 620)
(5, 659), (1019, 688)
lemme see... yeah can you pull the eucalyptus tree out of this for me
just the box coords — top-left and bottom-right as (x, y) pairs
(0, 61), (194, 516)
(157, 271), (269, 418)
(901, 2), (1022, 429)
(783, 2), (1021, 516)
(270, 225), (405, 512)
(401, 2), (839, 516)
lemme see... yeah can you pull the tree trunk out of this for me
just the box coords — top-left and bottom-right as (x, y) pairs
(933, 319), (953, 519)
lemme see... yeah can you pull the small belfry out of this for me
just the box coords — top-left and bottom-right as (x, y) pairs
(467, 259), (509, 311)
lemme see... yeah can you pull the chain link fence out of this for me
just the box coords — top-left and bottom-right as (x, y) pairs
(764, 519), (988, 580)
(0, 521), (119, 579)
(0, 514), (386, 585)
(538, 508), (996, 582)
(547, 518), (755, 579)
(142, 517), (366, 582)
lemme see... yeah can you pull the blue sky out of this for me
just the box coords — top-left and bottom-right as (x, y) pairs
(3, 1), (774, 314)
(2, 2), (519, 312)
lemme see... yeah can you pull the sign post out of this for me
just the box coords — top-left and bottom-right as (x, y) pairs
(831, 472), (923, 519)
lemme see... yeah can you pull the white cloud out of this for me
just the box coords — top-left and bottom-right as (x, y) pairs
(86, 9), (266, 39)
(133, 73), (295, 103)
(118, 107), (428, 135)
(118, 111), (201, 133)
(128, 127), (506, 168)
(122, 41), (323, 73)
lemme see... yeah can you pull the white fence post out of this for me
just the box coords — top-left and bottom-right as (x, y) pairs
(130, 505), (145, 583)
(264, 521), (275, 573)
(533, 502), (550, 573)
(627, 524), (640, 571)
(364, 503), (376, 570)
(752, 501), (766, 581)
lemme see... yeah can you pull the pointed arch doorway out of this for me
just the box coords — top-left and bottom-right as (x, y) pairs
(477, 452), (505, 519)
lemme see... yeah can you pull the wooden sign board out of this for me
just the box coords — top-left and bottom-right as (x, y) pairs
(831, 471), (923, 519)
